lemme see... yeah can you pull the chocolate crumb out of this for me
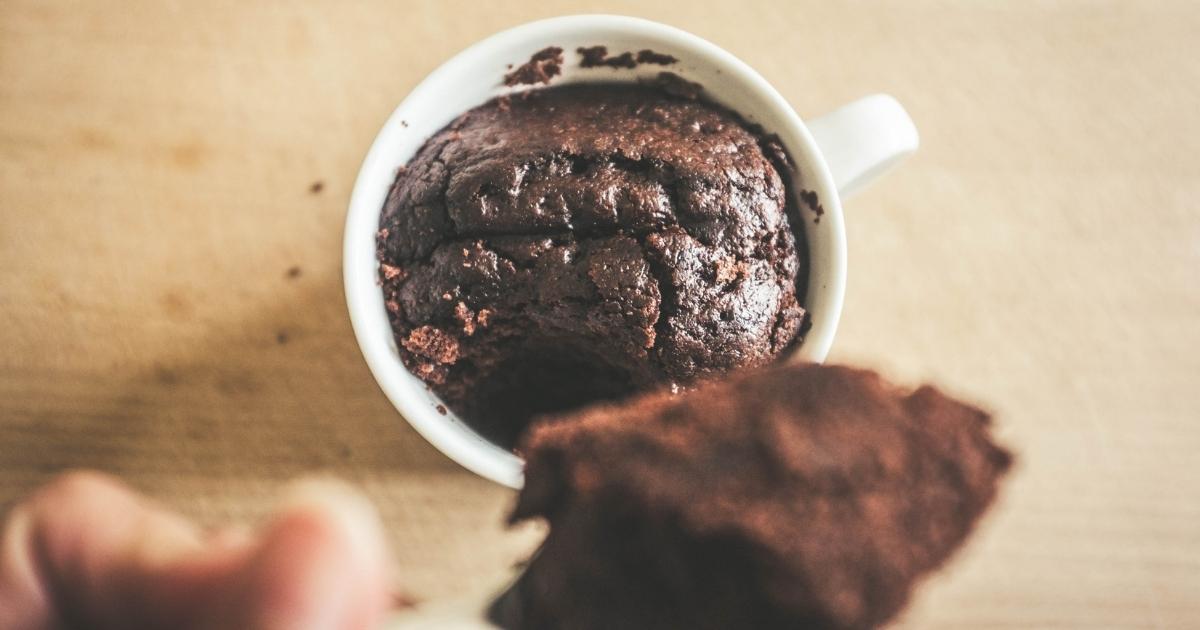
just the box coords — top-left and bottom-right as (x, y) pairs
(400, 120), (409, 128)
(577, 46), (606, 67)
(402, 325), (460, 364)
(380, 263), (406, 281)
(309, 180), (324, 194)
(455, 301), (478, 336)
(504, 46), (564, 86)
(579, 46), (678, 69)
(714, 257), (744, 284)
(284, 265), (302, 279)
(577, 46), (636, 69)
(436, 404), (447, 415)
(635, 49), (677, 65)
(800, 189), (825, 221)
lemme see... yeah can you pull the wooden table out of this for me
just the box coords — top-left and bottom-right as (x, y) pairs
(2, 1), (1198, 627)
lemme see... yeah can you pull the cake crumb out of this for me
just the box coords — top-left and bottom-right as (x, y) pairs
(455, 301), (478, 336)
(504, 46), (564, 86)
(380, 263), (406, 281)
(799, 189), (825, 222)
(636, 49), (678, 65)
(578, 46), (678, 69)
(577, 45), (635, 69)
(309, 180), (324, 194)
(402, 326), (460, 364)
(714, 257), (744, 283)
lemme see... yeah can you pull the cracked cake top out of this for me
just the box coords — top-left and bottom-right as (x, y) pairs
(377, 83), (807, 447)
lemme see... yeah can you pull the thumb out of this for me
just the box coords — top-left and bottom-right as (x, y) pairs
(204, 479), (393, 630)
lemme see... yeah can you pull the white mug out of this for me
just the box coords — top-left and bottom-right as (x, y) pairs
(344, 15), (918, 489)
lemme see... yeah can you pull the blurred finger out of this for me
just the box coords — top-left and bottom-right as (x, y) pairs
(0, 472), (391, 630)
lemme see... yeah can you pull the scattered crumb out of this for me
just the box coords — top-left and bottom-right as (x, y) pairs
(309, 180), (324, 194)
(476, 308), (492, 328)
(380, 263), (406, 281)
(414, 362), (447, 384)
(285, 266), (302, 279)
(504, 46), (564, 86)
(578, 46), (678, 68)
(577, 45), (635, 69)
(400, 120), (409, 128)
(455, 301), (477, 336)
(402, 325), (460, 364)
(276, 331), (289, 345)
(436, 404), (447, 416)
(800, 189), (825, 222)
(636, 49), (678, 65)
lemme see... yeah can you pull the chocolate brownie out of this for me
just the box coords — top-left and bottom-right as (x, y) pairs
(377, 84), (807, 448)
(495, 363), (1013, 630)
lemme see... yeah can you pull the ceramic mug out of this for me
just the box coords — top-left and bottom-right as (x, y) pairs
(344, 15), (918, 489)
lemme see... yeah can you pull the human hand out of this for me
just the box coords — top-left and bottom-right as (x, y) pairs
(0, 471), (393, 630)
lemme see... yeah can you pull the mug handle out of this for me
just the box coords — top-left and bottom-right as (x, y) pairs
(806, 94), (919, 199)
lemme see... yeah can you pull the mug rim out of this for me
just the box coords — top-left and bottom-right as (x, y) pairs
(343, 14), (847, 488)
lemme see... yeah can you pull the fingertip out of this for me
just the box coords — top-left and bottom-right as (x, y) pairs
(214, 479), (392, 630)
(274, 479), (390, 569)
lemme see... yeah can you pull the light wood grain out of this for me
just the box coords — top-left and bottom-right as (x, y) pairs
(2, 1), (1198, 627)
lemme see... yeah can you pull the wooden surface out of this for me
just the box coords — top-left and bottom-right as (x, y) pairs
(2, 1), (1198, 627)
